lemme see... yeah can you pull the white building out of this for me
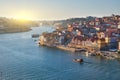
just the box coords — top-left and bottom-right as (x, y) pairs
(118, 24), (120, 29)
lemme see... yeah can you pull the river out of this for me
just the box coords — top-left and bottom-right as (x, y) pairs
(0, 26), (120, 80)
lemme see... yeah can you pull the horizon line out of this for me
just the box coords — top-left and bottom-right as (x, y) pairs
(0, 14), (119, 21)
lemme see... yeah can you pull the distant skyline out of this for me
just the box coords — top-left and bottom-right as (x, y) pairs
(0, 0), (120, 20)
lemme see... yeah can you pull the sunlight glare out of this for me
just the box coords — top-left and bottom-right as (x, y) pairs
(14, 11), (33, 20)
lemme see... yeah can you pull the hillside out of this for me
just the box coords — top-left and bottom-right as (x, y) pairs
(0, 17), (39, 34)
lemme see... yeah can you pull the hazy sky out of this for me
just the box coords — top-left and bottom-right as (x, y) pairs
(0, 0), (120, 20)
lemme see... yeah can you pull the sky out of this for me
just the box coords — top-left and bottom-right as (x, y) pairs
(0, 0), (120, 20)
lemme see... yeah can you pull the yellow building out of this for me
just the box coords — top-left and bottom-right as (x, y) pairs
(97, 38), (106, 50)
(105, 37), (110, 43)
(119, 41), (120, 50)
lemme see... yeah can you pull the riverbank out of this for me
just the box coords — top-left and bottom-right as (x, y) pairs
(0, 27), (31, 34)
(0, 17), (40, 34)
(39, 42), (120, 60)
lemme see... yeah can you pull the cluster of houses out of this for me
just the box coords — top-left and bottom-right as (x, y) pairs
(39, 14), (120, 52)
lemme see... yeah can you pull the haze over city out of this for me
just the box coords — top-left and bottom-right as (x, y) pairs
(0, 0), (120, 20)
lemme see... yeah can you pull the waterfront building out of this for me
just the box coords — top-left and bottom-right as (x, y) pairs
(118, 41), (120, 50)
(59, 33), (65, 45)
(39, 35), (46, 45)
(39, 14), (120, 52)
(84, 39), (92, 46)
(97, 38), (107, 50)
(105, 37), (109, 43)
(109, 37), (118, 49)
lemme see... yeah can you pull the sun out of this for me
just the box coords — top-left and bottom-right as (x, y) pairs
(14, 11), (33, 20)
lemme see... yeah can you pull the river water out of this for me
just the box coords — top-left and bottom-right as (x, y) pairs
(0, 26), (120, 80)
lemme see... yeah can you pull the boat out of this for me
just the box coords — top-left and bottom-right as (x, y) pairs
(31, 34), (39, 38)
(73, 58), (84, 63)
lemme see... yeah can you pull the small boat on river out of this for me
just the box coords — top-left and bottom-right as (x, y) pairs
(32, 34), (39, 38)
(73, 58), (84, 63)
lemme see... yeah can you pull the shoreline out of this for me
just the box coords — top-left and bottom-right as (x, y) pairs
(39, 43), (120, 60)
(0, 28), (32, 34)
